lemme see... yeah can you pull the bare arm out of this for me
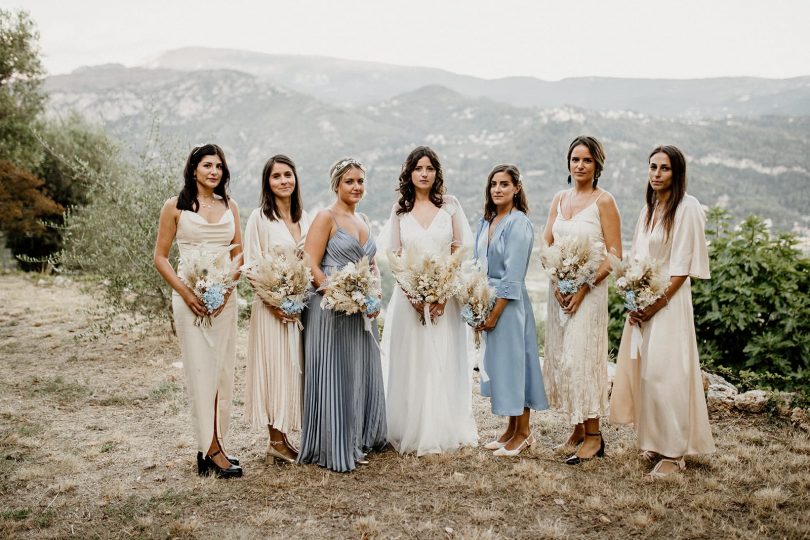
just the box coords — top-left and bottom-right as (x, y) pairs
(303, 210), (335, 291)
(228, 200), (243, 282)
(542, 191), (563, 246)
(153, 198), (206, 317)
(542, 192), (568, 309)
(475, 298), (509, 332)
(595, 192), (622, 283)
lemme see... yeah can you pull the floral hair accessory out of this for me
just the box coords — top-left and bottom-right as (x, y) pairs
(334, 158), (365, 173)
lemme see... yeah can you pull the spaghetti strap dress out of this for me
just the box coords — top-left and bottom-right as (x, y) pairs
(542, 191), (610, 424)
(297, 218), (387, 472)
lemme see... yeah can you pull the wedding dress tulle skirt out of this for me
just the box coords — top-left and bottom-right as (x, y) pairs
(382, 288), (478, 455)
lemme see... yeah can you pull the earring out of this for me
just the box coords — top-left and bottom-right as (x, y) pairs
(567, 174), (572, 185)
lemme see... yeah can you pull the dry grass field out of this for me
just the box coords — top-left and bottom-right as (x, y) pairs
(1, 273), (808, 539)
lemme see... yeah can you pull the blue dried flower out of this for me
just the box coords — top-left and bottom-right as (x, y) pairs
(202, 283), (226, 311)
(281, 298), (305, 316)
(558, 279), (577, 294)
(624, 290), (637, 311)
(461, 305), (475, 325)
(363, 296), (381, 315)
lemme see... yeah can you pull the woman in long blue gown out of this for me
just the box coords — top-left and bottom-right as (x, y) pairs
(298, 158), (387, 472)
(474, 164), (548, 457)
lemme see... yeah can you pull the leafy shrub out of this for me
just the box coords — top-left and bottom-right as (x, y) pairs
(0, 9), (46, 171)
(36, 112), (118, 210)
(5, 115), (120, 269)
(693, 208), (809, 395)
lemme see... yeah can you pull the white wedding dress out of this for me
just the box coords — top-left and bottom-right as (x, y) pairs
(380, 195), (478, 455)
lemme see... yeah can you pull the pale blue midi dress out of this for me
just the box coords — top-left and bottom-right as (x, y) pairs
(474, 211), (548, 416)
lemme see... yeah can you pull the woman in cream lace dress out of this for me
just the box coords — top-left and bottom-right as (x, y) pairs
(542, 136), (622, 465)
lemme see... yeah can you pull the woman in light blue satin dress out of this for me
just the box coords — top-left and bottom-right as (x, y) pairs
(473, 164), (548, 457)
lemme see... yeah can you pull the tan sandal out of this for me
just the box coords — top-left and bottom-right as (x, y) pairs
(640, 450), (660, 462)
(646, 457), (685, 478)
(266, 440), (296, 464)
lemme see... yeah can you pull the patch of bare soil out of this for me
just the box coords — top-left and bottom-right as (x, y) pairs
(1, 274), (808, 539)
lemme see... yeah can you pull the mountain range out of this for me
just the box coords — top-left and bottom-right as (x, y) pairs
(149, 47), (810, 118)
(45, 48), (810, 237)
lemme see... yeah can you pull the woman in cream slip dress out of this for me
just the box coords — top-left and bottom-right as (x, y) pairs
(154, 144), (242, 478)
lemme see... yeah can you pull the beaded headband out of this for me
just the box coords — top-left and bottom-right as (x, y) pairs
(333, 158), (365, 174)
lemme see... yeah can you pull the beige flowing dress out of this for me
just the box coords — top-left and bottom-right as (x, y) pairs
(610, 195), (715, 456)
(171, 209), (238, 453)
(243, 209), (310, 434)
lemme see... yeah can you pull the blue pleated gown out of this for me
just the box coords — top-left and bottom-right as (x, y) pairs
(298, 228), (388, 472)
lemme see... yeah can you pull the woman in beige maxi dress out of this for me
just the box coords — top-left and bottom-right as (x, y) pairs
(610, 145), (715, 478)
(243, 155), (310, 463)
(154, 144), (242, 478)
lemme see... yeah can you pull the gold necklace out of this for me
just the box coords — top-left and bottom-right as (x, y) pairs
(567, 188), (596, 216)
(199, 195), (216, 209)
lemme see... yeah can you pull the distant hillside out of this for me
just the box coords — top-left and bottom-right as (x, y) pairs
(45, 65), (810, 237)
(148, 47), (810, 117)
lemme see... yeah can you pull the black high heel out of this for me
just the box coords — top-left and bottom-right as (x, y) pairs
(197, 451), (243, 478)
(564, 431), (605, 465)
(217, 439), (239, 465)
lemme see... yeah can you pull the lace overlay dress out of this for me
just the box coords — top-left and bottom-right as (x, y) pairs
(542, 193), (610, 425)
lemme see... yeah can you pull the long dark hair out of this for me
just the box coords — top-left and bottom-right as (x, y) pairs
(566, 135), (605, 188)
(259, 154), (303, 222)
(645, 145), (687, 240)
(176, 143), (230, 211)
(483, 164), (529, 221)
(396, 146), (445, 215)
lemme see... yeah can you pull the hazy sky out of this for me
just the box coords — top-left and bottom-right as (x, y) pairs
(4, 0), (809, 80)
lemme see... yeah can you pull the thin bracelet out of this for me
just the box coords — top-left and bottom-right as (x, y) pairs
(662, 290), (670, 305)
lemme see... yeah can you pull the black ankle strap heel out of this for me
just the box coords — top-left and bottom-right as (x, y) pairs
(565, 432), (605, 465)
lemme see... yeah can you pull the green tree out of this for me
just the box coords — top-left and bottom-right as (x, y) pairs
(60, 134), (184, 327)
(0, 9), (45, 169)
(36, 112), (118, 209)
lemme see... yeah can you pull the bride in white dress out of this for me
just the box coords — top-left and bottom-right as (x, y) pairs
(380, 146), (478, 455)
